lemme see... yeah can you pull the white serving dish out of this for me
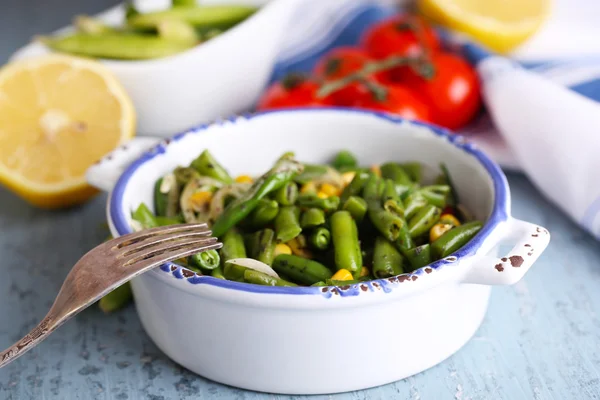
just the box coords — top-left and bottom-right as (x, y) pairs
(86, 108), (550, 395)
(10, 0), (297, 137)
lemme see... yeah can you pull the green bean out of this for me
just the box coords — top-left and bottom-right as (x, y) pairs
(243, 269), (297, 287)
(190, 249), (220, 270)
(363, 175), (404, 242)
(154, 178), (168, 216)
(404, 192), (428, 220)
(157, 19), (199, 44)
(332, 150), (358, 171)
(248, 199), (279, 228)
(154, 174), (180, 217)
(403, 244), (432, 270)
(341, 195), (368, 222)
(380, 162), (412, 185)
(252, 229), (276, 266)
(39, 33), (196, 60)
(223, 262), (246, 281)
(273, 182), (298, 206)
(408, 205), (441, 238)
(395, 224), (414, 252)
(132, 203), (158, 228)
(272, 254), (333, 285)
(219, 229), (246, 265)
(300, 208), (326, 229)
(190, 150), (233, 184)
(399, 162), (422, 183)
(211, 155), (303, 237)
(431, 221), (483, 259)
(99, 283), (133, 313)
(172, 0), (197, 6)
(74, 15), (118, 35)
(211, 266), (225, 279)
(309, 227), (331, 250)
(294, 164), (329, 184)
(382, 179), (404, 217)
(331, 211), (362, 275)
(155, 216), (183, 226)
(296, 193), (340, 212)
(311, 281), (326, 287)
(274, 206), (302, 243)
(437, 163), (459, 206)
(372, 237), (404, 278)
(340, 171), (369, 203)
(127, 5), (257, 31)
(174, 166), (200, 186)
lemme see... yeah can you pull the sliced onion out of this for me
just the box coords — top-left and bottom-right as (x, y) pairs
(225, 258), (279, 278)
(208, 183), (251, 222)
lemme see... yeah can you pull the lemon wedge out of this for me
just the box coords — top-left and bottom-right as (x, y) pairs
(418, 0), (551, 53)
(0, 55), (135, 208)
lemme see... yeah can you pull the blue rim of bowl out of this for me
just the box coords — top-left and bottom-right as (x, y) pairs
(109, 108), (509, 296)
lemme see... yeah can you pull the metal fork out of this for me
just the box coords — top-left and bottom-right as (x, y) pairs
(0, 223), (220, 368)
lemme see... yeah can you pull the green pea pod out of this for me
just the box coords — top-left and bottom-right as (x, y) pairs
(331, 211), (362, 275)
(127, 5), (257, 30)
(341, 196), (368, 223)
(243, 269), (297, 287)
(274, 206), (302, 243)
(272, 254), (333, 285)
(408, 205), (441, 238)
(296, 193), (340, 212)
(300, 208), (326, 229)
(190, 249), (220, 270)
(190, 150), (233, 184)
(431, 221), (483, 259)
(273, 182), (298, 206)
(157, 19), (199, 44)
(372, 237), (404, 278)
(248, 199), (279, 228)
(340, 171), (370, 204)
(403, 244), (432, 271)
(99, 283), (133, 313)
(294, 164), (329, 184)
(309, 227), (331, 251)
(211, 155), (304, 237)
(331, 150), (358, 171)
(39, 33), (197, 60)
(132, 203), (158, 228)
(74, 15), (118, 35)
(363, 175), (405, 242)
(253, 229), (277, 266)
(219, 229), (247, 265)
(211, 266), (226, 279)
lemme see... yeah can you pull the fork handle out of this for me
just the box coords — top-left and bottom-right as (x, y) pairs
(0, 314), (59, 368)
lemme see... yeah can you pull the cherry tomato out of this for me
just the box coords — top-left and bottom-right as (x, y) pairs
(362, 15), (439, 60)
(313, 47), (374, 107)
(257, 74), (327, 110)
(353, 85), (431, 122)
(398, 52), (481, 130)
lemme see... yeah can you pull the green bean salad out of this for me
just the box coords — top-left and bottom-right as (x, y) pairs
(131, 150), (483, 287)
(39, 1), (257, 60)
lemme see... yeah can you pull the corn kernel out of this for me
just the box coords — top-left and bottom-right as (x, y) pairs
(331, 269), (353, 281)
(301, 182), (317, 194)
(317, 191), (329, 199)
(235, 175), (253, 184)
(190, 191), (213, 209)
(274, 243), (292, 256)
(342, 171), (356, 187)
(360, 266), (370, 277)
(320, 183), (340, 197)
(370, 164), (381, 177)
(288, 236), (313, 259)
(429, 223), (453, 242)
(440, 213), (461, 227)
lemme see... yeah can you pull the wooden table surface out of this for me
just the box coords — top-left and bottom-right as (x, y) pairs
(2, 2), (600, 399)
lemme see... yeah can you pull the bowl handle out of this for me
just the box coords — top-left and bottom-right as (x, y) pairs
(461, 218), (550, 285)
(86, 137), (161, 192)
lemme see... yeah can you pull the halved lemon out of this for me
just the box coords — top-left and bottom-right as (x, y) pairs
(0, 55), (135, 208)
(418, 0), (551, 53)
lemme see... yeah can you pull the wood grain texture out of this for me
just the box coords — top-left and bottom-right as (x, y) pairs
(0, 173), (599, 400)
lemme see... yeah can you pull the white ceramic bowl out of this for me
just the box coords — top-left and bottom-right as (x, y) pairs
(86, 109), (550, 395)
(10, 0), (296, 137)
